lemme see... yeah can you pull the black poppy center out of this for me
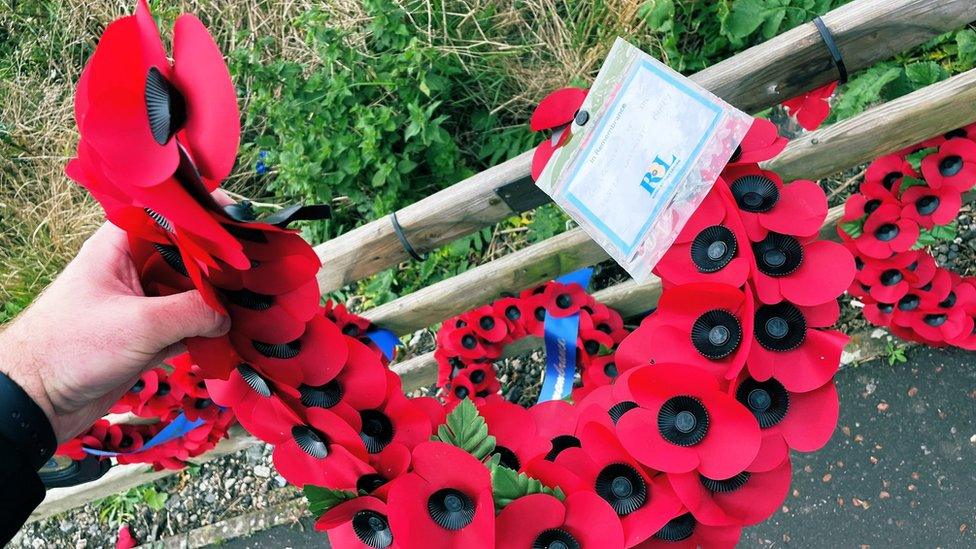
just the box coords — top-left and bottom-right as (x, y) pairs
(145, 67), (187, 145)
(659, 396), (709, 446)
(595, 463), (647, 516)
(912, 195), (941, 217)
(878, 303), (895, 314)
(735, 377), (790, 428)
(351, 510), (394, 549)
(603, 361), (618, 378)
(453, 385), (469, 399)
(939, 155), (964, 177)
(691, 310), (742, 359)
(292, 425), (329, 459)
(252, 338), (302, 359)
(555, 294), (573, 309)
(153, 243), (188, 277)
(700, 471), (751, 493)
(193, 398), (212, 410)
(691, 226), (737, 273)
(357, 474), (389, 494)
(864, 199), (882, 215)
(155, 382), (171, 397)
(505, 305), (521, 320)
(492, 446), (521, 471)
(654, 513), (697, 542)
(130, 379), (145, 394)
(461, 334), (478, 349)
(359, 410), (395, 454)
(730, 175), (779, 212)
(342, 324), (361, 337)
(608, 401), (638, 424)
(875, 223), (900, 242)
(940, 292), (957, 308)
(755, 302), (806, 352)
(752, 233), (803, 276)
(924, 313), (947, 327)
(882, 171), (902, 189)
(470, 369), (486, 384)
(545, 435), (581, 461)
(427, 488), (476, 530)
(300, 379), (343, 409)
(532, 528), (581, 549)
(898, 293), (920, 311)
(479, 316), (495, 330)
(880, 269), (903, 286)
(224, 289), (275, 311)
(237, 364), (272, 398)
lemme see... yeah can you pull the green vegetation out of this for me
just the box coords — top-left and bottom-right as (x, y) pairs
(96, 484), (169, 525)
(1, 0), (975, 316)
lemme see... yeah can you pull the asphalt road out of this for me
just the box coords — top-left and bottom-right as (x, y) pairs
(216, 346), (976, 548)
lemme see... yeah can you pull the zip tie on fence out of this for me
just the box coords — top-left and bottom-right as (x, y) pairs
(390, 211), (428, 262)
(813, 16), (847, 84)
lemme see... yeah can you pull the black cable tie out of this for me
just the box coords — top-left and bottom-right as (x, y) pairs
(813, 16), (847, 84)
(390, 211), (428, 262)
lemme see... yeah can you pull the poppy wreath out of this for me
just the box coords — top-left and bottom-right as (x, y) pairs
(64, 2), (855, 546)
(433, 280), (630, 405)
(838, 123), (976, 347)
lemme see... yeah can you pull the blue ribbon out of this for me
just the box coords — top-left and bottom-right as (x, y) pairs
(537, 268), (593, 403)
(365, 327), (401, 361)
(83, 412), (206, 457)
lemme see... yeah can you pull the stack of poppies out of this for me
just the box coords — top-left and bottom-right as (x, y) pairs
(434, 280), (630, 405)
(839, 125), (976, 347)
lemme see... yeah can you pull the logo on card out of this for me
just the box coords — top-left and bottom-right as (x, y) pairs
(640, 153), (679, 196)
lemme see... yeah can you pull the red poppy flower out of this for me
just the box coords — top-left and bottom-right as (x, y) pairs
(667, 455), (791, 527)
(633, 515), (742, 549)
(205, 362), (299, 442)
(464, 305), (509, 342)
(890, 268), (953, 329)
(323, 300), (373, 338)
(615, 283), (754, 380)
(478, 397), (551, 472)
(209, 228), (322, 296)
(574, 355), (621, 400)
(553, 423), (684, 547)
(615, 364), (761, 480)
(314, 496), (401, 548)
(166, 353), (209, 399)
(223, 279), (321, 343)
(298, 337), (389, 421)
(655, 185), (752, 288)
(444, 324), (501, 361)
(541, 281), (588, 318)
(182, 395), (222, 422)
(353, 371), (432, 456)
(842, 191), (899, 226)
(900, 183), (963, 228)
(530, 88), (588, 180)
(75, 0), (238, 189)
(585, 302), (629, 343)
(747, 300), (848, 393)
(110, 368), (162, 414)
(752, 233), (855, 306)
(139, 371), (185, 420)
(920, 138), (976, 191)
(731, 374), (839, 472)
(521, 292), (551, 338)
(529, 399), (582, 462)
(443, 374), (478, 405)
(271, 405), (368, 488)
(856, 250), (935, 304)
(577, 314), (615, 362)
(727, 118), (787, 165)
(492, 296), (531, 339)
(781, 81), (837, 131)
(495, 492), (625, 549)
(721, 164), (827, 241)
(387, 441), (495, 548)
(230, 315), (348, 388)
(863, 153), (916, 195)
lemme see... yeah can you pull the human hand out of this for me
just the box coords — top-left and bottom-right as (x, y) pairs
(0, 223), (230, 441)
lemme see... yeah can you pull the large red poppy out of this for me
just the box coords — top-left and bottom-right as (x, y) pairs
(230, 315), (348, 388)
(900, 183), (963, 228)
(495, 492), (624, 549)
(615, 364), (761, 480)
(530, 88), (588, 180)
(478, 397), (552, 472)
(315, 496), (401, 548)
(920, 138), (976, 191)
(727, 118), (787, 165)
(615, 283), (754, 380)
(271, 405), (369, 488)
(353, 371), (432, 456)
(721, 164), (827, 242)
(752, 233), (855, 306)
(386, 442), (495, 548)
(633, 515), (742, 549)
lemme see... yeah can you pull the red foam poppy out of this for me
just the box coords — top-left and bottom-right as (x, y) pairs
(577, 314), (615, 362)
(529, 399), (581, 452)
(495, 492), (625, 549)
(478, 397), (552, 472)
(585, 302), (629, 343)
(553, 423), (684, 547)
(615, 364), (761, 480)
(900, 183), (963, 228)
(855, 250), (934, 304)
(271, 406), (368, 488)
(728, 118), (787, 165)
(209, 228), (322, 296)
(205, 362), (300, 443)
(530, 88), (588, 180)
(386, 441), (495, 548)
(781, 81), (837, 131)
(721, 164), (827, 241)
(314, 496), (401, 548)
(747, 300), (848, 393)
(75, 0), (238, 189)
(890, 268), (953, 329)
(299, 336), (389, 416)
(353, 370), (432, 456)
(655, 185), (752, 288)
(224, 279), (321, 343)
(668, 454), (791, 527)
(323, 300), (373, 338)
(444, 324), (501, 361)
(574, 355), (621, 400)
(615, 282), (754, 380)
(464, 305), (509, 342)
(633, 516), (742, 549)
(752, 235), (855, 306)
(230, 315), (348, 388)
(166, 353), (209, 399)
(731, 374), (839, 473)
(863, 153), (916, 196)
(492, 296), (531, 339)
(541, 281), (588, 318)
(139, 371), (186, 420)
(110, 368), (162, 415)
(920, 138), (976, 191)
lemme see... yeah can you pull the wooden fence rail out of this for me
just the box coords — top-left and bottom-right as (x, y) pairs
(313, 0), (976, 295)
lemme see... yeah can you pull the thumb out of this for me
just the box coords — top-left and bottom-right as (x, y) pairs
(137, 290), (231, 346)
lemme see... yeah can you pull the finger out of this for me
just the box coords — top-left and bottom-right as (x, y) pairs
(135, 290), (231, 349)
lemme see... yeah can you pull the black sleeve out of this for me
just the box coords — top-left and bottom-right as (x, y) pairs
(0, 447), (45, 543)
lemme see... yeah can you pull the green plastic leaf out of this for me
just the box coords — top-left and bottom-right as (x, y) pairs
(906, 147), (938, 172)
(897, 176), (928, 193)
(930, 221), (958, 241)
(488, 458), (565, 510)
(432, 398), (496, 460)
(304, 485), (358, 518)
(840, 217), (865, 239)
